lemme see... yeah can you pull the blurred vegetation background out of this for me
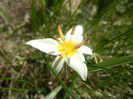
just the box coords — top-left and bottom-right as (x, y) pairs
(0, 0), (133, 99)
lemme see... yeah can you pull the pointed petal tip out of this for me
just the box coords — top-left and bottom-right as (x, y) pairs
(24, 39), (60, 55)
(25, 42), (28, 44)
(81, 66), (88, 81)
(25, 41), (30, 45)
(65, 54), (87, 81)
(25, 40), (36, 46)
(82, 75), (87, 81)
(76, 25), (83, 29)
(82, 78), (86, 81)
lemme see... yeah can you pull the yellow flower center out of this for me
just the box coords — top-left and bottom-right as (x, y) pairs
(57, 40), (78, 58)
(55, 24), (88, 58)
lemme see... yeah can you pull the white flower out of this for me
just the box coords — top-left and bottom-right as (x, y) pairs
(25, 25), (92, 81)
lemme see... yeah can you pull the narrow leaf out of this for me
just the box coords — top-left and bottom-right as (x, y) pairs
(88, 55), (133, 72)
(63, 77), (78, 99)
(94, 28), (133, 52)
(0, 78), (40, 90)
(0, 87), (33, 91)
(45, 85), (62, 99)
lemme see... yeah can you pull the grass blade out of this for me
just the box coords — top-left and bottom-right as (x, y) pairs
(41, 0), (47, 24)
(0, 8), (11, 20)
(94, 28), (133, 52)
(0, 78), (39, 90)
(0, 87), (33, 91)
(63, 77), (78, 99)
(88, 55), (133, 72)
(45, 85), (62, 99)
(30, 0), (38, 36)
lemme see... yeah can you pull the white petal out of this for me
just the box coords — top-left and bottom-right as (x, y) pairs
(78, 45), (92, 55)
(25, 38), (60, 55)
(65, 53), (87, 81)
(52, 56), (65, 74)
(75, 52), (85, 62)
(65, 25), (83, 43)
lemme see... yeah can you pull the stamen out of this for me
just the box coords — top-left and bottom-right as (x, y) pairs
(71, 25), (76, 35)
(57, 24), (65, 41)
(74, 38), (88, 49)
(53, 37), (60, 42)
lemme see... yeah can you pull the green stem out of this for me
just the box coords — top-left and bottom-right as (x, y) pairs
(44, 56), (76, 99)
(65, 62), (67, 83)
(63, 77), (78, 99)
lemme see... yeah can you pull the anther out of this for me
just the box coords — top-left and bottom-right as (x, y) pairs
(74, 38), (88, 49)
(57, 24), (65, 41)
(71, 25), (76, 35)
(53, 37), (60, 42)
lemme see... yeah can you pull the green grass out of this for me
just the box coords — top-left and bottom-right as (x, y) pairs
(0, 0), (133, 98)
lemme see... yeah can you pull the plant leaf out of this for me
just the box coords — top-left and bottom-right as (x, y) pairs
(45, 85), (62, 99)
(88, 55), (133, 72)
(0, 87), (33, 91)
(93, 28), (133, 52)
